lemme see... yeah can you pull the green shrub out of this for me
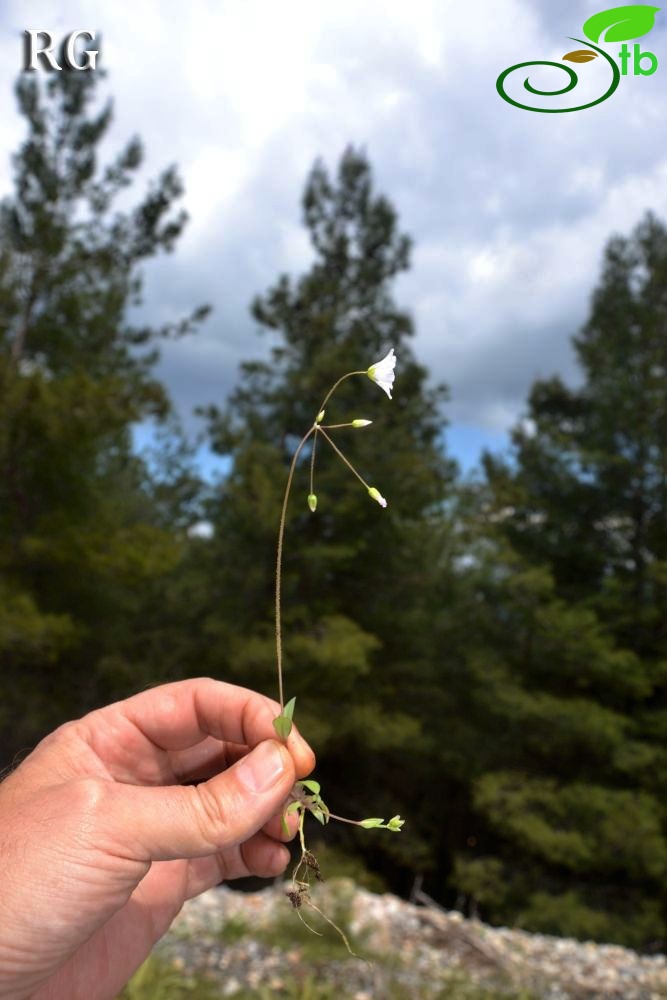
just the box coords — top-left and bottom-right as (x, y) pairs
(116, 955), (218, 1000)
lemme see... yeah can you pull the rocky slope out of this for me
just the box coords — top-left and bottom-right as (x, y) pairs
(156, 880), (667, 999)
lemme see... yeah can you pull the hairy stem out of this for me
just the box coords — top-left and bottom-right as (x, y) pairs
(317, 370), (366, 416)
(327, 812), (365, 827)
(276, 426), (316, 709)
(298, 808), (307, 854)
(275, 370), (366, 709)
(309, 428), (318, 498)
(320, 422), (359, 429)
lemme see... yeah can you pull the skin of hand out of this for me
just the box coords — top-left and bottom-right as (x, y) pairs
(0, 678), (316, 1000)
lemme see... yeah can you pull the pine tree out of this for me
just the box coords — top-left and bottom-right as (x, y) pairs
(464, 213), (667, 947)
(0, 72), (207, 755)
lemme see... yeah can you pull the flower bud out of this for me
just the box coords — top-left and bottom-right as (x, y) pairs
(368, 487), (388, 508)
(308, 493), (318, 512)
(352, 419), (372, 428)
(316, 410), (325, 424)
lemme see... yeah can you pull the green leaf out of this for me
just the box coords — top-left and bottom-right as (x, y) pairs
(583, 5), (659, 43)
(272, 714), (292, 740)
(273, 698), (296, 739)
(281, 800), (301, 836)
(312, 807), (327, 824)
(359, 817), (385, 829)
(299, 779), (321, 794)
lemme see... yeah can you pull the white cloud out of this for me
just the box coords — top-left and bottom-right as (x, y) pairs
(2, 0), (666, 463)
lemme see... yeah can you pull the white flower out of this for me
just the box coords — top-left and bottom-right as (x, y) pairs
(367, 348), (396, 399)
(368, 487), (388, 508)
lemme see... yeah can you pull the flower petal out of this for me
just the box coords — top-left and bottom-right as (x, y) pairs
(367, 348), (396, 399)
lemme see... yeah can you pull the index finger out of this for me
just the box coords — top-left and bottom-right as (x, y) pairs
(94, 678), (315, 779)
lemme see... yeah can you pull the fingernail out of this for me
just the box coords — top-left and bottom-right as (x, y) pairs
(237, 742), (286, 794)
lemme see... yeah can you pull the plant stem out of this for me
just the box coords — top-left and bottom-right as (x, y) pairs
(319, 422), (358, 429)
(309, 428), (318, 498)
(298, 808), (307, 854)
(317, 370), (366, 416)
(275, 425), (316, 709)
(275, 369), (366, 709)
(318, 427), (371, 491)
(327, 812), (365, 827)
(292, 809), (308, 893)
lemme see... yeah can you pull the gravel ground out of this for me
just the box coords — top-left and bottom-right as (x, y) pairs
(156, 879), (667, 999)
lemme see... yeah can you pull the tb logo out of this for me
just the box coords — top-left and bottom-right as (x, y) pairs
(23, 30), (99, 71)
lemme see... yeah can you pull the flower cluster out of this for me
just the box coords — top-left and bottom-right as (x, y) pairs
(305, 348), (396, 515)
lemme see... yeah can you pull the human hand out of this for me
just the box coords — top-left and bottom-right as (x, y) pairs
(0, 678), (315, 1000)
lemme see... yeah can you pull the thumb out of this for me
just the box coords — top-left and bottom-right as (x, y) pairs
(107, 740), (295, 861)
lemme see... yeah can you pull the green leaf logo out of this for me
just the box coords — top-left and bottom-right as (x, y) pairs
(583, 5), (660, 43)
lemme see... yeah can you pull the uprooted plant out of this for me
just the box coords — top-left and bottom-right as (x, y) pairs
(270, 347), (404, 948)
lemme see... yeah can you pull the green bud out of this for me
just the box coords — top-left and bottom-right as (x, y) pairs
(368, 487), (388, 508)
(308, 493), (318, 512)
(359, 815), (404, 831)
(387, 815), (405, 832)
(359, 817), (385, 829)
(352, 419), (372, 428)
(316, 410), (325, 423)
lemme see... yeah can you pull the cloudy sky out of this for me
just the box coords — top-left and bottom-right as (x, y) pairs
(2, 0), (667, 471)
